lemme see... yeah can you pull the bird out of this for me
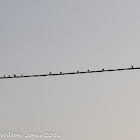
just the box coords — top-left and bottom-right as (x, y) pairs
(87, 70), (89, 72)
(131, 65), (134, 69)
(14, 74), (16, 77)
(49, 72), (51, 75)
(102, 68), (104, 71)
(60, 72), (62, 74)
(77, 71), (79, 73)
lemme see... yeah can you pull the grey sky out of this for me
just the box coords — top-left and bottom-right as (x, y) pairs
(0, 0), (140, 140)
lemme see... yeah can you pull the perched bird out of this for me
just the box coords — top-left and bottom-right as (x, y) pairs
(60, 72), (62, 74)
(14, 74), (16, 77)
(49, 72), (51, 75)
(87, 70), (89, 72)
(131, 65), (134, 69)
(102, 68), (104, 71)
(77, 71), (79, 73)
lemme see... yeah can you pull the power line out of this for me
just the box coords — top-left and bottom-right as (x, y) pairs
(0, 65), (139, 80)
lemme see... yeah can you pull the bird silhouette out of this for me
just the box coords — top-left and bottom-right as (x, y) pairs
(77, 71), (79, 73)
(102, 68), (104, 71)
(14, 74), (16, 77)
(60, 72), (62, 74)
(87, 70), (89, 72)
(49, 72), (51, 75)
(131, 65), (134, 69)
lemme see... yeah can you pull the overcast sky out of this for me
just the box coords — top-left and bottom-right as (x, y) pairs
(1, 0), (140, 140)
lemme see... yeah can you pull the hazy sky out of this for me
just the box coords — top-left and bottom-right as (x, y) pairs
(1, 0), (140, 140)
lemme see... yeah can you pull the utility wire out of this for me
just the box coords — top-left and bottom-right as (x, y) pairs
(0, 65), (139, 80)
